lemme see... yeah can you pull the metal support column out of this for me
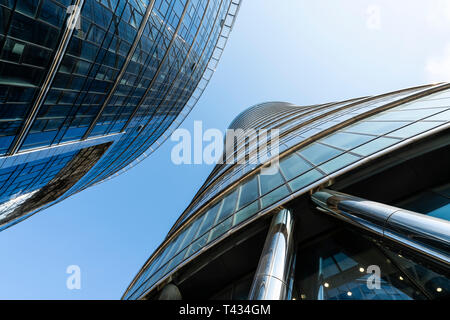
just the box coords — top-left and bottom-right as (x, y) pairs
(158, 283), (182, 300)
(248, 208), (295, 300)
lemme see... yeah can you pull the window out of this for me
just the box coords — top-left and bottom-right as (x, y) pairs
(259, 168), (285, 195)
(320, 132), (373, 150)
(260, 185), (289, 208)
(344, 121), (408, 136)
(318, 153), (360, 174)
(237, 176), (258, 210)
(298, 143), (342, 166)
(215, 190), (237, 224)
(289, 169), (323, 192)
(195, 201), (222, 238)
(352, 137), (399, 157)
(279, 152), (312, 181)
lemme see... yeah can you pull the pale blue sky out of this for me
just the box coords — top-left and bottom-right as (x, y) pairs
(0, 0), (449, 299)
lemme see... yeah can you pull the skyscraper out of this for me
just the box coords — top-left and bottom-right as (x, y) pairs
(0, 0), (241, 230)
(124, 83), (450, 300)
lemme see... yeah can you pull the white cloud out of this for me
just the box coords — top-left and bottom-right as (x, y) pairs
(425, 44), (450, 83)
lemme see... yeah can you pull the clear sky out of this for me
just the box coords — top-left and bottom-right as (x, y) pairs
(0, 0), (449, 299)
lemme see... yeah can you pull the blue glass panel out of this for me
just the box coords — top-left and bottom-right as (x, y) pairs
(279, 152), (312, 181)
(372, 108), (443, 121)
(260, 184), (289, 208)
(397, 99), (450, 109)
(388, 121), (444, 138)
(352, 137), (400, 157)
(320, 132), (373, 150)
(237, 176), (258, 210)
(165, 247), (188, 274)
(333, 252), (358, 271)
(298, 143), (342, 166)
(21, 130), (58, 149)
(428, 204), (450, 221)
(215, 189), (237, 223)
(400, 191), (450, 221)
(421, 90), (450, 101)
(318, 153), (361, 174)
(185, 233), (208, 257)
(208, 216), (233, 243)
(322, 257), (340, 278)
(289, 169), (324, 192)
(233, 200), (259, 226)
(177, 217), (202, 252)
(426, 109), (450, 121)
(344, 121), (409, 136)
(195, 201), (221, 238)
(259, 169), (285, 195)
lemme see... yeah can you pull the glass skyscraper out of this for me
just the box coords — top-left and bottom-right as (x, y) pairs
(0, 0), (241, 230)
(124, 83), (450, 300)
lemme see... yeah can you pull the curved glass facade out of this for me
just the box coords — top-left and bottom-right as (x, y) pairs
(0, 0), (241, 230)
(124, 83), (450, 300)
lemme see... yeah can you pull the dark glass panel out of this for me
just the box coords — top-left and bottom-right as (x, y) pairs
(279, 152), (312, 181)
(237, 175), (258, 210)
(259, 169), (285, 195)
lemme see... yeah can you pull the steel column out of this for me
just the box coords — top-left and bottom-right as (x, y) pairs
(248, 208), (295, 300)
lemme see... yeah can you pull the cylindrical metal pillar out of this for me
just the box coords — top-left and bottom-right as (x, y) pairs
(248, 208), (295, 300)
(311, 189), (450, 267)
(158, 283), (182, 300)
